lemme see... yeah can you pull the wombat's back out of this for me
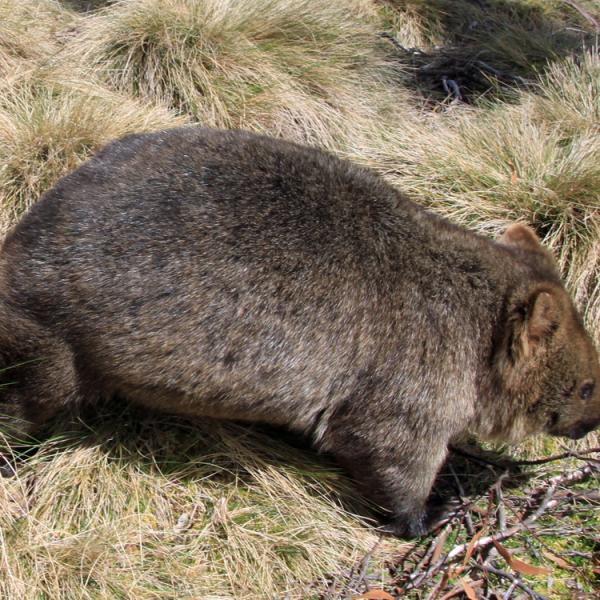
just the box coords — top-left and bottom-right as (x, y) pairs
(1, 128), (441, 431)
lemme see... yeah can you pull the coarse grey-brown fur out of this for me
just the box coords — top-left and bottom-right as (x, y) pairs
(0, 127), (598, 537)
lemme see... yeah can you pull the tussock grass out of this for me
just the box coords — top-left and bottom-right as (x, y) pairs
(379, 0), (598, 99)
(63, 0), (400, 148)
(0, 0), (182, 230)
(0, 412), (380, 599)
(533, 49), (600, 135)
(352, 47), (600, 342)
(382, 0), (596, 57)
(0, 1), (72, 87)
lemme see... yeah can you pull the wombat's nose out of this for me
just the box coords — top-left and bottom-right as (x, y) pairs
(566, 418), (600, 440)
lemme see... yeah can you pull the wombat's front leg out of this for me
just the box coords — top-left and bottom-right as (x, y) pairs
(322, 421), (450, 538)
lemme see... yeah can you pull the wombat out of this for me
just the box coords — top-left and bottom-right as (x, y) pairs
(0, 127), (598, 537)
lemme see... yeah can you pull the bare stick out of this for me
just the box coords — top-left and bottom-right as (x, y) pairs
(405, 465), (593, 591)
(502, 579), (519, 600)
(451, 445), (600, 467)
(494, 476), (507, 533)
(471, 563), (547, 600)
(449, 463), (474, 536)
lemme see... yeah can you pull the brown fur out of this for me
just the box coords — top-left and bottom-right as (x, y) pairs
(0, 127), (598, 537)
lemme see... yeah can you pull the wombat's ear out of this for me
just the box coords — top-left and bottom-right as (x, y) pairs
(499, 223), (559, 274)
(527, 290), (559, 341)
(499, 224), (544, 253)
(516, 289), (560, 357)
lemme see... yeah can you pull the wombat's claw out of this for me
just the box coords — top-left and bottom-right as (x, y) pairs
(426, 496), (463, 530)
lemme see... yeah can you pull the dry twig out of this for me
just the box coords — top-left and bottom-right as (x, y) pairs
(402, 465), (595, 592)
(471, 563), (547, 600)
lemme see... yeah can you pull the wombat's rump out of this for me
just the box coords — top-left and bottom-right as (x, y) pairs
(0, 127), (598, 536)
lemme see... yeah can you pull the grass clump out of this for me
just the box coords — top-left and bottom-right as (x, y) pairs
(0, 412), (379, 599)
(378, 0), (598, 99)
(64, 0), (400, 148)
(532, 49), (600, 136)
(0, 0), (183, 229)
(0, 0), (73, 79)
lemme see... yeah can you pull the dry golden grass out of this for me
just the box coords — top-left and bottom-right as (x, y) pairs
(0, 0), (598, 597)
(379, 0), (596, 72)
(0, 74), (183, 232)
(0, 411), (382, 599)
(0, 0), (184, 232)
(377, 0), (599, 103)
(0, 0), (72, 79)
(62, 0), (402, 149)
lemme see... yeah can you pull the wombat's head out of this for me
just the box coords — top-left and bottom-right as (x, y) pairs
(496, 224), (600, 441)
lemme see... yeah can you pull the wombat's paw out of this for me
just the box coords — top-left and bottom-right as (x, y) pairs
(380, 511), (428, 539)
(426, 496), (463, 530)
(379, 497), (465, 538)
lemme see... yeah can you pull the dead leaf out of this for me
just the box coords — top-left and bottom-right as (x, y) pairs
(470, 505), (488, 515)
(493, 541), (551, 577)
(431, 528), (450, 564)
(542, 550), (573, 570)
(461, 578), (479, 600)
(448, 564), (465, 578)
(439, 586), (465, 600)
(511, 557), (551, 577)
(353, 589), (394, 600)
(463, 528), (486, 565)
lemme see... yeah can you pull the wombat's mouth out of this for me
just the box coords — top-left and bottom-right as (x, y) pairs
(557, 418), (600, 440)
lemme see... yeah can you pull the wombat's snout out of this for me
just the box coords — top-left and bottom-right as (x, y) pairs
(563, 418), (600, 440)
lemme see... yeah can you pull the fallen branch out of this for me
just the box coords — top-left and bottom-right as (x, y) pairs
(347, 540), (381, 593)
(451, 445), (600, 467)
(470, 563), (547, 600)
(402, 465), (594, 591)
(402, 523), (453, 586)
(449, 463), (474, 536)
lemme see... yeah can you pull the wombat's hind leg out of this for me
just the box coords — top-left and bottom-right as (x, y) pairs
(0, 305), (82, 446)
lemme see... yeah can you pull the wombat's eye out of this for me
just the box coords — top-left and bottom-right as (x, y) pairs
(579, 381), (594, 400)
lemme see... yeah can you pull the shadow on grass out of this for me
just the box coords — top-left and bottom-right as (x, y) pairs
(3, 398), (538, 536)
(381, 0), (597, 102)
(60, 0), (113, 11)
